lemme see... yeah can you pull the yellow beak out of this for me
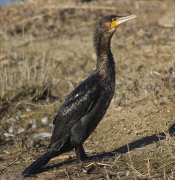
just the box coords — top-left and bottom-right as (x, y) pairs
(111, 14), (137, 28)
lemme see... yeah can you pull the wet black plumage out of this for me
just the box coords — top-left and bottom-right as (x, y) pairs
(22, 14), (136, 176)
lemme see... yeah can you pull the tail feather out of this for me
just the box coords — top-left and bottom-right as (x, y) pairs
(22, 136), (72, 176)
(22, 150), (56, 176)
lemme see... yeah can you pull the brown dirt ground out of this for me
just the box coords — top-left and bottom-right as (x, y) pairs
(0, 0), (175, 179)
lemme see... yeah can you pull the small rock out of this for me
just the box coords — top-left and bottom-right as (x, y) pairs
(33, 132), (52, 140)
(4, 133), (15, 137)
(18, 127), (25, 133)
(8, 126), (13, 133)
(126, 170), (130, 176)
(32, 119), (37, 129)
(16, 110), (21, 116)
(49, 123), (54, 127)
(41, 116), (48, 124)
(26, 106), (31, 112)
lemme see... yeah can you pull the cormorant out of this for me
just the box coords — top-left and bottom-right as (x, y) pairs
(22, 14), (136, 176)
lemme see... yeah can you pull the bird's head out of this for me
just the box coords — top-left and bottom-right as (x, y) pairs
(95, 14), (137, 35)
(93, 14), (136, 57)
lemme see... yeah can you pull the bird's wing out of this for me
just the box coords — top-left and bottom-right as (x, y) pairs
(50, 74), (102, 145)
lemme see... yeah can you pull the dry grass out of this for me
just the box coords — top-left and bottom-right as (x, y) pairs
(0, 51), (54, 101)
(0, 0), (175, 179)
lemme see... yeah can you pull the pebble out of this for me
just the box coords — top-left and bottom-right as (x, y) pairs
(4, 132), (15, 137)
(8, 126), (13, 133)
(126, 170), (130, 176)
(41, 116), (48, 123)
(32, 119), (37, 129)
(18, 127), (25, 133)
(16, 110), (21, 116)
(33, 132), (52, 140)
(26, 106), (31, 112)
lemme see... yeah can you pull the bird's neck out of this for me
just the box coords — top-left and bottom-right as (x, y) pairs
(94, 36), (115, 71)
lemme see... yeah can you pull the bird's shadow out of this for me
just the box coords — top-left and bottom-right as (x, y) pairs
(34, 124), (175, 175)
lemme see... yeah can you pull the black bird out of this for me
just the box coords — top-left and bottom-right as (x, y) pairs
(22, 14), (136, 176)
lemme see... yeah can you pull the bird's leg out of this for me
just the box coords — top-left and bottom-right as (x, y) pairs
(75, 144), (88, 161)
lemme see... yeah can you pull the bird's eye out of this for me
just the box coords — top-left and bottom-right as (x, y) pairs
(112, 17), (116, 21)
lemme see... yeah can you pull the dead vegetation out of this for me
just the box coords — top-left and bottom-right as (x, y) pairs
(0, 0), (175, 179)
